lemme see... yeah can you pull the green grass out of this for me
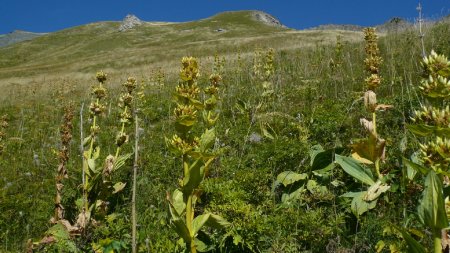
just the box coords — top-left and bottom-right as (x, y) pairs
(0, 11), (362, 89)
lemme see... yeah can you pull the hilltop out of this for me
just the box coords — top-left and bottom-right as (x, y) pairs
(0, 30), (46, 47)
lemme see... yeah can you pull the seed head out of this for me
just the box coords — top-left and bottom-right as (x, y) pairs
(96, 71), (107, 83)
(92, 84), (107, 99)
(123, 77), (137, 94)
(89, 101), (106, 116)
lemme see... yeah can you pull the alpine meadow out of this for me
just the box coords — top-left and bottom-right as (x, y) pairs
(1, 6), (450, 253)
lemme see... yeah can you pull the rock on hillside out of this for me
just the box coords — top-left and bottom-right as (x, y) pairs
(118, 14), (143, 32)
(252, 11), (286, 28)
(0, 30), (45, 47)
(376, 17), (413, 33)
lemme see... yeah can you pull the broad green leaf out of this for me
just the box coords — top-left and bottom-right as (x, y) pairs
(335, 154), (375, 185)
(199, 128), (215, 153)
(418, 170), (448, 229)
(195, 238), (209, 252)
(364, 180), (390, 201)
(309, 144), (325, 162)
(46, 223), (70, 241)
(310, 145), (343, 171)
(93, 146), (100, 160)
(82, 136), (92, 146)
(204, 213), (231, 230)
(407, 124), (434, 137)
(168, 198), (190, 243)
(88, 159), (97, 173)
(112, 182), (126, 194)
(113, 153), (132, 171)
(192, 213), (211, 236)
(172, 189), (186, 216)
(402, 157), (428, 177)
(407, 124), (450, 138)
(281, 186), (305, 204)
(182, 159), (206, 195)
(394, 225), (427, 253)
(276, 171), (308, 187)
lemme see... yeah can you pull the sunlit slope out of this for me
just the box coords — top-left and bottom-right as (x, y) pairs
(0, 11), (363, 81)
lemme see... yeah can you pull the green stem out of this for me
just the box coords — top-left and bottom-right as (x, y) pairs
(115, 106), (128, 159)
(132, 114), (138, 253)
(183, 154), (196, 253)
(434, 229), (442, 253)
(84, 100), (98, 212)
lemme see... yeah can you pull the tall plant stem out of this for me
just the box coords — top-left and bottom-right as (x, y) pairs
(80, 102), (85, 211)
(131, 113), (138, 253)
(186, 194), (196, 253)
(183, 154), (196, 253)
(434, 229), (442, 253)
(115, 106), (128, 158)
(84, 99), (99, 212)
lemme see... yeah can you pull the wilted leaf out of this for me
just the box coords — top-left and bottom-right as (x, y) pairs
(364, 180), (390, 201)
(375, 104), (394, 111)
(350, 136), (386, 164)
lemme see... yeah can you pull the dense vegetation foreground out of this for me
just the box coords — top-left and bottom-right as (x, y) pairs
(0, 15), (450, 253)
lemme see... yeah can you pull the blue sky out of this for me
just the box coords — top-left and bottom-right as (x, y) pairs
(2, 0), (449, 34)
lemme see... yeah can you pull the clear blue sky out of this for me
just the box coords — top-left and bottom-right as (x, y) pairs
(2, 0), (449, 34)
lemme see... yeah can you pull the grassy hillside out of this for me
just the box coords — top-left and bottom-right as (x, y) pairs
(0, 11), (363, 98)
